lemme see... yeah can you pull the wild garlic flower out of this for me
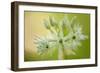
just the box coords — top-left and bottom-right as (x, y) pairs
(34, 16), (88, 59)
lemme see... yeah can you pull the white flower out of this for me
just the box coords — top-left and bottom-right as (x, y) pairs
(34, 35), (57, 55)
(34, 16), (88, 59)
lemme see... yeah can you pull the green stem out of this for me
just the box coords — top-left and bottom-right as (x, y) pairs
(58, 41), (65, 60)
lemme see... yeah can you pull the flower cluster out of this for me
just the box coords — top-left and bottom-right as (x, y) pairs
(34, 16), (88, 59)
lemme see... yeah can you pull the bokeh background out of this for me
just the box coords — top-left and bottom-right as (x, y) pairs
(24, 11), (90, 61)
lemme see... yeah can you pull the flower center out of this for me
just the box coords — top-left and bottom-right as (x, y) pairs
(46, 45), (49, 48)
(72, 36), (76, 39)
(59, 39), (63, 43)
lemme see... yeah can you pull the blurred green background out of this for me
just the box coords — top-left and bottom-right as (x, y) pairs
(24, 11), (90, 61)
